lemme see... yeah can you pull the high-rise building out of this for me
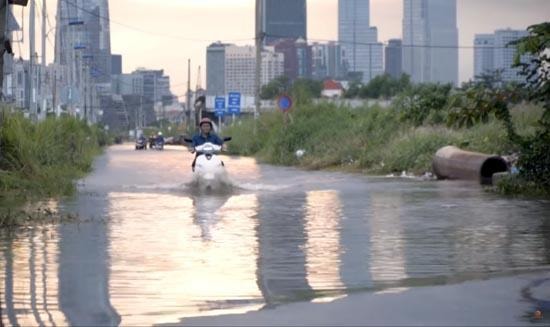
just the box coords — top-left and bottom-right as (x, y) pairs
(311, 42), (345, 80)
(55, 0), (112, 84)
(262, 0), (307, 45)
(55, 0), (112, 122)
(474, 29), (529, 83)
(206, 42), (231, 96)
(111, 54), (122, 75)
(493, 29), (529, 83)
(402, 0), (458, 85)
(338, 0), (384, 83)
(473, 34), (495, 78)
(225, 45), (283, 96)
(112, 69), (172, 103)
(385, 39), (403, 79)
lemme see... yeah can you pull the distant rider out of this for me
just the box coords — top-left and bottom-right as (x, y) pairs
(191, 117), (224, 171)
(156, 131), (165, 146)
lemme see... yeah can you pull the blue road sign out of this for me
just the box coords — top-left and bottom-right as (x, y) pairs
(215, 97), (226, 117)
(228, 92), (241, 114)
(277, 94), (293, 112)
(215, 97), (225, 110)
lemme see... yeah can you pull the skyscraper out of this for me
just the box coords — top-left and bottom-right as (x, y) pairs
(262, 0), (307, 45)
(224, 45), (284, 96)
(55, 0), (112, 85)
(111, 54), (122, 75)
(473, 34), (495, 78)
(385, 39), (403, 79)
(206, 42), (231, 96)
(474, 29), (529, 83)
(402, 0), (458, 85)
(311, 42), (345, 80)
(338, 0), (383, 83)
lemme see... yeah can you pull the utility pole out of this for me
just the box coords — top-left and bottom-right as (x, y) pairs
(29, 0), (36, 120)
(186, 58), (192, 130)
(254, 0), (263, 121)
(41, 0), (46, 119)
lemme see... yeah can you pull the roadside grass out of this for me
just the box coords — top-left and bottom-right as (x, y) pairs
(0, 109), (106, 226)
(223, 102), (542, 178)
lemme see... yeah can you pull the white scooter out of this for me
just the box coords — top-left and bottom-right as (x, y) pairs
(185, 137), (232, 191)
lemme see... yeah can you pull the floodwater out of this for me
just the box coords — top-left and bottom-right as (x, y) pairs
(1, 144), (549, 326)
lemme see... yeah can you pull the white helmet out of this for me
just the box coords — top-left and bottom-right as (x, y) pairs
(158, 132), (163, 136)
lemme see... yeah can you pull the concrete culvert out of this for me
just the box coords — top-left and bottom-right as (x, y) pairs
(432, 146), (509, 185)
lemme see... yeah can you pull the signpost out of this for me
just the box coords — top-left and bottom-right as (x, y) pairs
(228, 92), (241, 124)
(277, 94), (293, 125)
(277, 94), (293, 112)
(214, 96), (226, 132)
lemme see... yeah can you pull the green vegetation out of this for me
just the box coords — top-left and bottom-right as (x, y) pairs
(261, 76), (323, 102)
(225, 103), (542, 177)
(0, 108), (107, 202)
(345, 73), (411, 99)
(226, 22), (550, 197)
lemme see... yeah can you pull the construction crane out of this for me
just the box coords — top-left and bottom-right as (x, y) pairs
(196, 65), (202, 92)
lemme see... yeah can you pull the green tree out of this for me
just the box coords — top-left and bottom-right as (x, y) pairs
(510, 22), (550, 191)
(260, 76), (290, 100)
(290, 78), (323, 106)
(392, 83), (452, 126)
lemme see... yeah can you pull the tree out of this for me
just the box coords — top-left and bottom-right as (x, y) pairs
(260, 76), (290, 100)
(392, 83), (452, 126)
(510, 22), (550, 191)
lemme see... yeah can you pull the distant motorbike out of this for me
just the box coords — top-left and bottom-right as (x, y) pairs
(185, 137), (232, 191)
(135, 137), (147, 150)
(154, 138), (165, 151)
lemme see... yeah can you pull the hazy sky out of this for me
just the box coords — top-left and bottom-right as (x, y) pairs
(12, 0), (550, 97)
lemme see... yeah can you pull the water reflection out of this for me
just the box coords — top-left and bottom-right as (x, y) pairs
(368, 192), (408, 286)
(2, 146), (550, 326)
(1, 227), (68, 326)
(304, 190), (345, 293)
(106, 192), (263, 326)
(256, 191), (312, 305)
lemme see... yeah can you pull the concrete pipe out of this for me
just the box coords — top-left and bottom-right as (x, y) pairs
(432, 146), (509, 185)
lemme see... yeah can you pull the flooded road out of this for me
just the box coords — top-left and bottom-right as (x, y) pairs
(1, 144), (550, 326)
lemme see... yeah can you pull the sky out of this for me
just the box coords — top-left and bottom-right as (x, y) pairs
(11, 0), (550, 98)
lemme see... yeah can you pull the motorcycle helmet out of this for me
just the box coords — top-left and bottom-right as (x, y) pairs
(199, 117), (213, 128)
(158, 131), (163, 136)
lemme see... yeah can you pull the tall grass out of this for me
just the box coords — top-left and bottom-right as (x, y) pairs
(0, 109), (105, 199)
(223, 102), (542, 175)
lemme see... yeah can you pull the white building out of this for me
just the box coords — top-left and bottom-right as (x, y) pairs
(224, 45), (284, 96)
(474, 34), (495, 78)
(402, 0), (459, 85)
(338, 0), (384, 83)
(494, 29), (529, 83)
(473, 29), (530, 84)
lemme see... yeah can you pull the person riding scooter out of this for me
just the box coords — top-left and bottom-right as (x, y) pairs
(155, 131), (165, 150)
(191, 118), (224, 171)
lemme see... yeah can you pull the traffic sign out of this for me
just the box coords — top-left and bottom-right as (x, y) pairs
(215, 97), (225, 110)
(228, 92), (241, 114)
(215, 96), (226, 117)
(277, 94), (293, 112)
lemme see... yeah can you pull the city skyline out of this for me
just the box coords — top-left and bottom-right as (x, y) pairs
(10, 0), (550, 97)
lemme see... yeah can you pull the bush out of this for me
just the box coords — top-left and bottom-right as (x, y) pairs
(0, 110), (104, 197)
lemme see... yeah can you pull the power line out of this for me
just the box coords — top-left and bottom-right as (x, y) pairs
(59, 0), (254, 43)
(265, 34), (517, 50)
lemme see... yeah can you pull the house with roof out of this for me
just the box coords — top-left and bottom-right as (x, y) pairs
(321, 80), (344, 98)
